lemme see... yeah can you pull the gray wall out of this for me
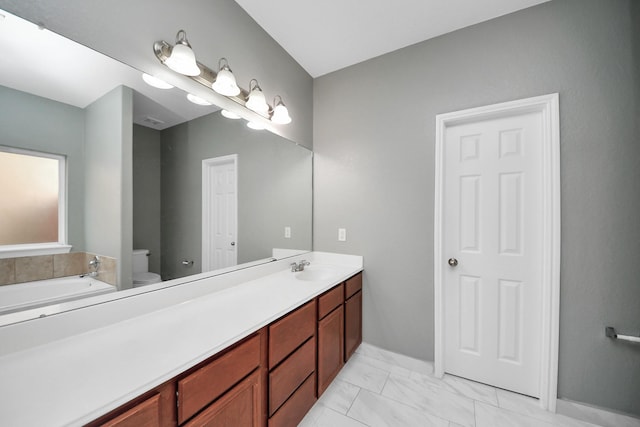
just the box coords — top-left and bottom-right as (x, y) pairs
(0, 86), (85, 250)
(314, 0), (640, 416)
(85, 86), (133, 288)
(161, 112), (312, 280)
(133, 125), (162, 275)
(0, 0), (313, 149)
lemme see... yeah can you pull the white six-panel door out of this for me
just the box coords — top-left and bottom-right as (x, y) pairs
(202, 155), (238, 272)
(434, 94), (561, 410)
(443, 111), (544, 397)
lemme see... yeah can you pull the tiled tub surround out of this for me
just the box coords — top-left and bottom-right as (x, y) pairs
(0, 252), (362, 426)
(0, 252), (117, 286)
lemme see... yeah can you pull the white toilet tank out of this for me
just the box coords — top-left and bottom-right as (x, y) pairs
(132, 249), (162, 287)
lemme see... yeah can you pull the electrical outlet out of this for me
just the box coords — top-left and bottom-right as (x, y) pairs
(338, 228), (347, 242)
(284, 226), (291, 238)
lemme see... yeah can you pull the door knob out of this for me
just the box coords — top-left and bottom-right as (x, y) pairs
(448, 258), (458, 267)
(231, 242), (236, 246)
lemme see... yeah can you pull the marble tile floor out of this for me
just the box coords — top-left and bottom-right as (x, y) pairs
(299, 343), (602, 427)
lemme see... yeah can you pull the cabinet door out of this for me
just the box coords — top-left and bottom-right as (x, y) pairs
(88, 382), (176, 427)
(183, 370), (261, 427)
(317, 305), (344, 396)
(345, 290), (362, 362)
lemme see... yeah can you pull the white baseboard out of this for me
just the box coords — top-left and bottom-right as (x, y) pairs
(556, 399), (640, 427)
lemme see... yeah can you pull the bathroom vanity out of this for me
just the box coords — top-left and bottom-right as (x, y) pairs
(0, 252), (362, 427)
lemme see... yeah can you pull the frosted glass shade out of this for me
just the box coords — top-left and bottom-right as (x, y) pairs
(271, 103), (292, 124)
(246, 88), (269, 114)
(165, 43), (200, 76)
(212, 68), (241, 96)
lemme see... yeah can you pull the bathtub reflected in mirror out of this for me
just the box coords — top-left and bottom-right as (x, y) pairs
(0, 276), (116, 316)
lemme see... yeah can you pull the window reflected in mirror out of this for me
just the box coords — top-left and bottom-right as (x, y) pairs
(0, 147), (64, 245)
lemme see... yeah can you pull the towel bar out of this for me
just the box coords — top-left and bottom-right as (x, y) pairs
(605, 327), (640, 343)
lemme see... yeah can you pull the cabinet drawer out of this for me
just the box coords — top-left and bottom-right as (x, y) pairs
(345, 273), (362, 299)
(318, 283), (344, 320)
(178, 333), (262, 424)
(269, 300), (316, 368)
(269, 337), (315, 415)
(268, 373), (316, 427)
(183, 370), (261, 427)
(99, 394), (161, 427)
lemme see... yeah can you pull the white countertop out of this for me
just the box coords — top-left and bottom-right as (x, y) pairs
(0, 252), (363, 426)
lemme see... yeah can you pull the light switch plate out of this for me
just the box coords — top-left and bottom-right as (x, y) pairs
(284, 226), (291, 238)
(338, 228), (347, 242)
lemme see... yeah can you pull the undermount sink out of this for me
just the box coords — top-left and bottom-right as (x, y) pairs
(294, 266), (339, 282)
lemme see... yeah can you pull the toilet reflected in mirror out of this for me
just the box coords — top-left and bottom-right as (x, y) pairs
(132, 249), (162, 287)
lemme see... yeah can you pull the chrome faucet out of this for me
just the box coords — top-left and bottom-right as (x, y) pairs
(80, 256), (100, 278)
(290, 260), (311, 272)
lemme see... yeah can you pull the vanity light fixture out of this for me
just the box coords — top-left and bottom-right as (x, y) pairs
(142, 73), (174, 89)
(245, 79), (269, 115)
(221, 109), (241, 119)
(211, 58), (241, 96)
(270, 95), (292, 124)
(247, 121), (265, 130)
(153, 31), (292, 124)
(164, 30), (200, 76)
(186, 93), (212, 106)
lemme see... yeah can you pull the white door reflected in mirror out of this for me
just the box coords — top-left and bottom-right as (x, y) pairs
(202, 154), (238, 272)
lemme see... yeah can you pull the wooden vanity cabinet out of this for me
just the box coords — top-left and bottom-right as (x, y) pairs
(344, 273), (363, 362)
(267, 300), (317, 427)
(87, 271), (363, 427)
(317, 284), (344, 396)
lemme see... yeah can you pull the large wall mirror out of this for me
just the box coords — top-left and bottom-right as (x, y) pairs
(0, 10), (312, 324)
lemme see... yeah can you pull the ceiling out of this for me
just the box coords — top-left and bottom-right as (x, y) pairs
(0, 1), (551, 127)
(233, 0), (551, 77)
(0, 9), (218, 130)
